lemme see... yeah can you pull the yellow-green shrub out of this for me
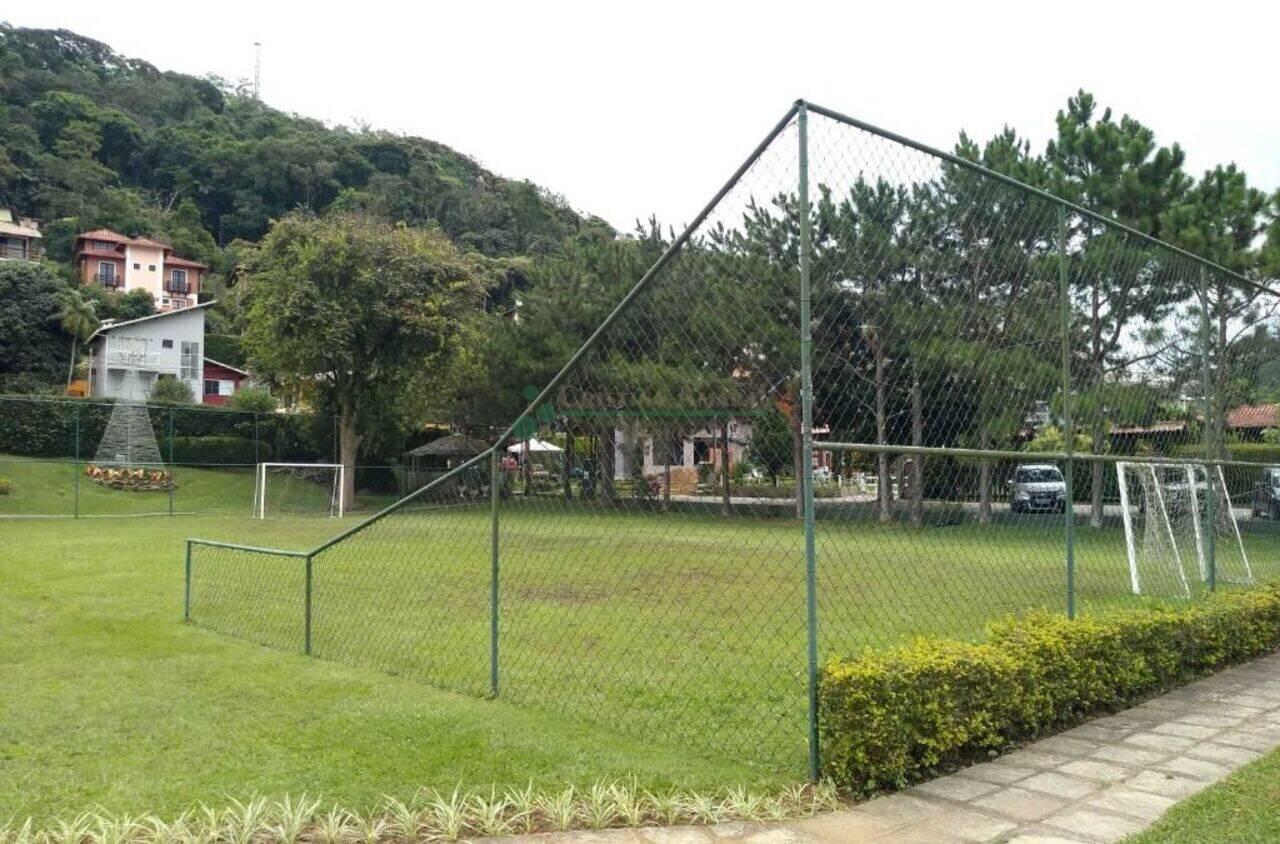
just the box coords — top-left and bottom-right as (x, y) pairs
(820, 584), (1280, 792)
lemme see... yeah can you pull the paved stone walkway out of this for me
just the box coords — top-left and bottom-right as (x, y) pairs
(496, 651), (1280, 843)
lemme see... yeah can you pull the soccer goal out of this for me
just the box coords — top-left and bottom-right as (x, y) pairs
(253, 463), (345, 519)
(1117, 462), (1251, 597)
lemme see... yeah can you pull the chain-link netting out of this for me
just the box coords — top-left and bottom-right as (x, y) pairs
(0, 396), (420, 517)
(180, 102), (1280, 776)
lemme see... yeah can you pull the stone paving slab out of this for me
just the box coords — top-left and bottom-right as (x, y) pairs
(488, 651), (1280, 843)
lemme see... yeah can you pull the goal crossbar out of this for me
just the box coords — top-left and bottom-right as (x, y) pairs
(254, 463), (345, 519)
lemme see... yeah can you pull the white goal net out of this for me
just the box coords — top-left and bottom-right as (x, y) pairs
(253, 463), (344, 519)
(1117, 461), (1251, 598)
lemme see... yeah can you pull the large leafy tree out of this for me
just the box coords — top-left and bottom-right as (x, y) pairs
(0, 262), (71, 391)
(239, 213), (484, 507)
(1048, 91), (1193, 527)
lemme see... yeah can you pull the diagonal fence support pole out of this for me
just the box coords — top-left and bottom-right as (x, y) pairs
(1058, 206), (1076, 619)
(797, 101), (821, 782)
(1199, 267), (1217, 592)
(490, 446), (501, 697)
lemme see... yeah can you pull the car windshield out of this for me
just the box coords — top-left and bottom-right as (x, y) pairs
(1016, 467), (1061, 483)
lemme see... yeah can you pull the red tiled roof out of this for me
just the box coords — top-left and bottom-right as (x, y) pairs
(165, 255), (208, 269)
(128, 236), (171, 249)
(1227, 404), (1280, 429)
(77, 228), (129, 243)
(1110, 421), (1189, 436)
(76, 249), (126, 261)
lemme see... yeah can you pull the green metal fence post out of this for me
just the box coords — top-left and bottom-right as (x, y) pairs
(490, 448), (501, 697)
(73, 403), (81, 519)
(1058, 206), (1076, 619)
(1199, 267), (1217, 592)
(797, 101), (821, 782)
(184, 540), (193, 621)
(167, 407), (175, 516)
(304, 553), (314, 655)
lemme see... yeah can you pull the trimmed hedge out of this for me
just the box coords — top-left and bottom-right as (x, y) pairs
(819, 585), (1280, 792)
(169, 436), (271, 465)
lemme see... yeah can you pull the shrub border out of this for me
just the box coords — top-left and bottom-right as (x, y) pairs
(819, 584), (1280, 792)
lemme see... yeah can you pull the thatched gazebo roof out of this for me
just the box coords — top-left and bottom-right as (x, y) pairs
(404, 434), (489, 459)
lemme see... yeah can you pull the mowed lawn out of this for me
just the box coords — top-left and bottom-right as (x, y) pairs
(1130, 747), (1280, 842)
(6, 458), (1280, 820)
(0, 514), (768, 822)
(189, 491), (1280, 772)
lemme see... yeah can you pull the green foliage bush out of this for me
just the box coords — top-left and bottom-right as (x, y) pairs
(169, 436), (271, 465)
(148, 377), (195, 404)
(820, 585), (1280, 792)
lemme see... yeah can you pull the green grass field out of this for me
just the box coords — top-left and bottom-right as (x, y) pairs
(5, 457), (1279, 822)
(1129, 747), (1280, 842)
(0, 513), (769, 822)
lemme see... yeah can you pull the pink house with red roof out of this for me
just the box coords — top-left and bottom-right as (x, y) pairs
(74, 228), (208, 312)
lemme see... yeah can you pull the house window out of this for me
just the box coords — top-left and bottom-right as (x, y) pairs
(203, 380), (221, 396)
(133, 262), (140, 270)
(95, 240), (113, 250)
(97, 261), (115, 283)
(653, 436), (686, 467)
(170, 268), (187, 290)
(161, 339), (173, 349)
(180, 341), (200, 381)
(148, 264), (156, 272)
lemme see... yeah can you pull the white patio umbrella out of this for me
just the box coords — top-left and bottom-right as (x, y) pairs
(507, 437), (563, 453)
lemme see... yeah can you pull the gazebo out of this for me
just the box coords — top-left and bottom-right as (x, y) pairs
(401, 434), (490, 495)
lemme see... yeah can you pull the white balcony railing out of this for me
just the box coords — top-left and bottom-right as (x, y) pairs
(106, 350), (162, 368)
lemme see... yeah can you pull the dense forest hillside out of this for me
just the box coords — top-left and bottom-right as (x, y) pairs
(0, 25), (611, 274)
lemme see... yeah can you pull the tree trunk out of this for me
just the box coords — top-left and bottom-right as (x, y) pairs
(791, 399), (804, 519)
(720, 417), (732, 516)
(910, 370), (923, 528)
(1089, 414), (1106, 528)
(875, 346), (891, 524)
(598, 425), (615, 504)
(66, 337), (78, 391)
(563, 427), (574, 501)
(978, 429), (992, 525)
(662, 430), (672, 512)
(338, 403), (360, 512)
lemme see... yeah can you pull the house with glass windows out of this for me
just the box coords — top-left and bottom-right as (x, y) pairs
(85, 303), (214, 403)
(73, 228), (207, 312)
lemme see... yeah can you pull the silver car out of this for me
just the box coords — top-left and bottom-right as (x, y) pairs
(1009, 464), (1067, 514)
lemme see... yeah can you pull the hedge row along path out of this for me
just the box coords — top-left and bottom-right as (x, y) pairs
(509, 650), (1280, 842)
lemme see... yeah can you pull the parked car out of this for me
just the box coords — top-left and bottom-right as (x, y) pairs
(1155, 464), (1208, 517)
(1252, 467), (1280, 519)
(1009, 463), (1067, 514)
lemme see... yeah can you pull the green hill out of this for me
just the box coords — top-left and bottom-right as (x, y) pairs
(0, 25), (612, 270)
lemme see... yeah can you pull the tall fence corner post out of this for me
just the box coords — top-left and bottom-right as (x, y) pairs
(304, 553), (314, 655)
(183, 540), (193, 622)
(1058, 205), (1076, 619)
(489, 446), (501, 698)
(797, 101), (821, 782)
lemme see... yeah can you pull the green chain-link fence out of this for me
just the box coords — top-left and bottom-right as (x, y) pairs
(184, 101), (1280, 778)
(0, 395), (432, 517)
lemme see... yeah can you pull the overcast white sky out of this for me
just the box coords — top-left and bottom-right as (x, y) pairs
(9, 2), (1279, 232)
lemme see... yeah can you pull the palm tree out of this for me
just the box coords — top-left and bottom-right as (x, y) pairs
(59, 291), (99, 391)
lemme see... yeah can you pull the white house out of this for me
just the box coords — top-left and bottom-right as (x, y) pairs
(614, 418), (754, 480)
(86, 303), (214, 403)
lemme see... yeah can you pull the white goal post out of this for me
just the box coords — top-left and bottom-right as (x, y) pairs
(1117, 461), (1252, 598)
(253, 462), (345, 519)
